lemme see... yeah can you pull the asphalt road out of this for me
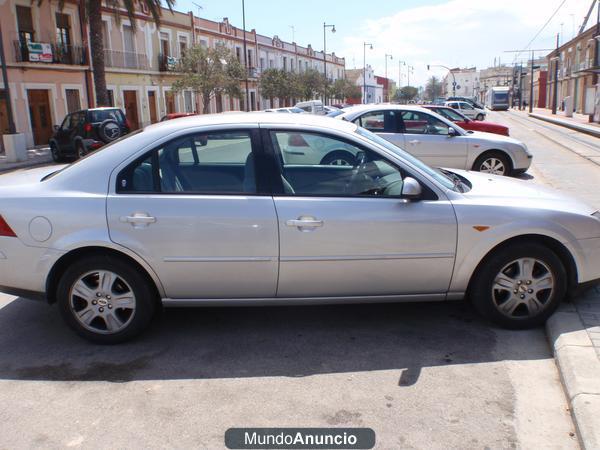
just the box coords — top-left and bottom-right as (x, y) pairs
(2, 111), (597, 449)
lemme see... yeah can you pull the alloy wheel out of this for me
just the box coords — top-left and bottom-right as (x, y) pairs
(69, 270), (136, 334)
(479, 158), (506, 175)
(491, 257), (555, 319)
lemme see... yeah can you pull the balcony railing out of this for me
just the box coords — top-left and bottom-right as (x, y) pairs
(104, 49), (149, 70)
(158, 53), (179, 72)
(13, 41), (87, 65)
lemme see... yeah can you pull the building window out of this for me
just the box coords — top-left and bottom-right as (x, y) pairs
(260, 57), (265, 70)
(65, 89), (80, 113)
(247, 49), (253, 67)
(283, 56), (287, 71)
(160, 32), (170, 56)
(184, 91), (193, 113)
(178, 35), (188, 58)
(235, 47), (241, 62)
(102, 21), (110, 49)
(55, 13), (71, 52)
(269, 59), (274, 68)
(199, 39), (208, 48)
(17, 6), (35, 44)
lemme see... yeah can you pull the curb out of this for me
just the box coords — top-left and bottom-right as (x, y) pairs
(0, 158), (54, 174)
(546, 306), (600, 449)
(528, 113), (600, 139)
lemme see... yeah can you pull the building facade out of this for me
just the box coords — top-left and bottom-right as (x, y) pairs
(477, 65), (512, 104)
(443, 67), (479, 98)
(545, 25), (599, 117)
(0, 0), (346, 147)
(346, 66), (383, 104)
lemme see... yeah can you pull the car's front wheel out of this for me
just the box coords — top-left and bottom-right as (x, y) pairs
(76, 141), (87, 159)
(50, 143), (64, 163)
(57, 255), (157, 344)
(476, 113), (485, 121)
(320, 150), (356, 166)
(470, 243), (566, 329)
(473, 152), (511, 176)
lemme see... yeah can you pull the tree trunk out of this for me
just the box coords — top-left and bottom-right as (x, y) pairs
(87, 0), (109, 106)
(202, 92), (211, 114)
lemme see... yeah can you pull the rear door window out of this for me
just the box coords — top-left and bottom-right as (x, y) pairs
(90, 109), (125, 124)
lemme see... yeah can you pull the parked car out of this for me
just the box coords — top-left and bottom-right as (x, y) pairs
(295, 100), (326, 115)
(337, 105), (530, 176)
(160, 112), (198, 121)
(423, 105), (510, 136)
(447, 96), (484, 110)
(326, 109), (345, 118)
(264, 107), (306, 114)
(1, 113), (598, 343)
(445, 101), (486, 121)
(49, 108), (130, 162)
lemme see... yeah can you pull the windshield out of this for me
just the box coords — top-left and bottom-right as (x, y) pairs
(89, 109), (125, 124)
(355, 127), (457, 191)
(493, 92), (509, 103)
(436, 108), (466, 122)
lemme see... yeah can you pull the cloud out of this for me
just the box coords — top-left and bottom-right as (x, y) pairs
(339, 0), (593, 87)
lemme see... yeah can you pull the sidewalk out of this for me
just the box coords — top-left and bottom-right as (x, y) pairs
(524, 107), (600, 138)
(0, 146), (54, 174)
(547, 287), (600, 449)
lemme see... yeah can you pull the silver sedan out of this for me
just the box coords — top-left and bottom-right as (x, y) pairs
(338, 105), (531, 176)
(0, 113), (598, 343)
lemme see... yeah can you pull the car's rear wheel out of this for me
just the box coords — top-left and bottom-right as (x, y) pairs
(473, 152), (511, 176)
(476, 113), (485, 121)
(57, 255), (157, 344)
(470, 243), (566, 329)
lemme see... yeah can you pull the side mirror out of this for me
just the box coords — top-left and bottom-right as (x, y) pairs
(447, 127), (457, 137)
(401, 177), (422, 200)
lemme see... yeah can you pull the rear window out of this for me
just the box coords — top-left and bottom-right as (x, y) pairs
(89, 109), (125, 124)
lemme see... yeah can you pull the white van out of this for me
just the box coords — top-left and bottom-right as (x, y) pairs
(295, 100), (325, 115)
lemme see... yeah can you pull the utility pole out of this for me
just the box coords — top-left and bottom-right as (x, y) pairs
(323, 23), (335, 105)
(0, 22), (16, 134)
(552, 33), (559, 114)
(529, 50), (534, 113)
(518, 62), (523, 110)
(384, 53), (393, 102)
(363, 42), (373, 104)
(241, 0), (250, 111)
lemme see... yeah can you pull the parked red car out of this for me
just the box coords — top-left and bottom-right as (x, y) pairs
(160, 112), (198, 121)
(423, 105), (509, 136)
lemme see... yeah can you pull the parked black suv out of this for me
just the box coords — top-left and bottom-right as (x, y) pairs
(49, 108), (130, 162)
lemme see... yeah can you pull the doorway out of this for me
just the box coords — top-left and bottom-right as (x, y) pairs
(148, 91), (158, 123)
(123, 90), (139, 129)
(0, 90), (10, 152)
(165, 91), (176, 114)
(27, 89), (53, 145)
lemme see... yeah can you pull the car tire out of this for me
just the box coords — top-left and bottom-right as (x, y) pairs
(50, 143), (65, 163)
(76, 141), (87, 159)
(320, 150), (356, 166)
(57, 255), (158, 344)
(476, 113), (485, 121)
(98, 119), (122, 144)
(473, 151), (511, 176)
(470, 243), (566, 329)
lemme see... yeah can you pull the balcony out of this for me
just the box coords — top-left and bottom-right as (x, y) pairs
(13, 41), (87, 65)
(247, 67), (258, 78)
(104, 49), (150, 71)
(158, 53), (179, 72)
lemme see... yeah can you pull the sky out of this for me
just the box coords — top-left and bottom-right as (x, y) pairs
(175, 0), (597, 87)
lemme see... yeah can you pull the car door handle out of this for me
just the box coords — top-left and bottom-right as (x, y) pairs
(286, 216), (324, 230)
(408, 139), (420, 145)
(120, 213), (156, 227)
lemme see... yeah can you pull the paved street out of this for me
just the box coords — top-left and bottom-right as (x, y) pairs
(3, 112), (600, 449)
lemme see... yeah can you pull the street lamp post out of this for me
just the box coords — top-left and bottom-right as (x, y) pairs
(427, 64), (456, 97)
(363, 42), (373, 104)
(323, 22), (336, 105)
(384, 53), (393, 102)
(407, 65), (414, 87)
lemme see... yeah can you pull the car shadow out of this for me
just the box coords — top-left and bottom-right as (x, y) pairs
(0, 297), (555, 384)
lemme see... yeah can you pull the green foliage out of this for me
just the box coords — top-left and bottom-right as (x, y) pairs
(394, 85), (419, 102)
(259, 69), (301, 102)
(329, 78), (361, 101)
(171, 45), (245, 113)
(424, 76), (443, 101)
(297, 69), (327, 100)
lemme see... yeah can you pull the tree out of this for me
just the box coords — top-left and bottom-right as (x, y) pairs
(424, 76), (443, 101)
(171, 44), (245, 114)
(393, 86), (419, 103)
(297, 69), (327, 100)
(259, 69), (301, 107)
(329, 78), (361, 102)
(40, 0), (175, 106)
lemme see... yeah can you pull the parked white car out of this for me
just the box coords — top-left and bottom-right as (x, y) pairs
(295, 100), (326, 115)
(445, 100), (486, 121)
(338, 105), (531, 176)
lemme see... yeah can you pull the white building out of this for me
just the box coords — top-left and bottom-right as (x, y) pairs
(443, 67), (479, 98)
(346, 65), (383, 103)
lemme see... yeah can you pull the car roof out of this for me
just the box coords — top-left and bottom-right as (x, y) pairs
(143, 111), (358, 133)
(338, 104), (437, 115)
